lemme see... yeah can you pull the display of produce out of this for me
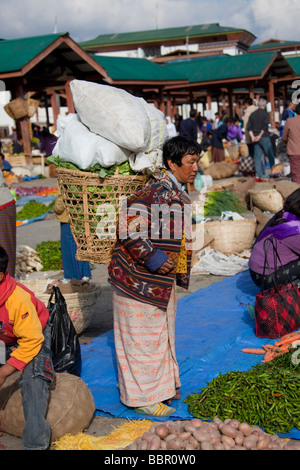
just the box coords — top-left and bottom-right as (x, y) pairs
(122, 417), (299, 451)
(184, 350), (300, 435)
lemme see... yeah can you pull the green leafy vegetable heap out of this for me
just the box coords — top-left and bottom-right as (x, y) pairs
(46, 155), (135, 178)
(35, 241), (62, 271)
(204, 191), (246, 217)
(184, 351), (300, 434)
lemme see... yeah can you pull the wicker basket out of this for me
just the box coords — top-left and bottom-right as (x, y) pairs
(204, 216), (257, 255)
(56, 167), (148, 264)
(20, 279), (101, 335)
(249, 188), (284, 213)
(4, 97), (28, 120)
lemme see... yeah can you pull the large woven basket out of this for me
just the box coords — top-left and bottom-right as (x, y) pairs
(4, 97), (28, 120)
(204, 216), (257, 255)
(20, 279), (101, 335)
(56, 167), (147, 264)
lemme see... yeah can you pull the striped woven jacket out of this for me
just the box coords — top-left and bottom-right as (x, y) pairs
(108, 169), (192, 310)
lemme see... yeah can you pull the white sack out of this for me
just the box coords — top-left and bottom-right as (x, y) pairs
(70, 80), (168, 153)
(52, 114), (131, 169)
(129, 149), (164, 174)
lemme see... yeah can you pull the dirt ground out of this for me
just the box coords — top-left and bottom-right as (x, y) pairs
(0, 175), (236, 450)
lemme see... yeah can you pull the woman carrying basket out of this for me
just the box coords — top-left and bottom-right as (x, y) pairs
(108, 135), (200, 417)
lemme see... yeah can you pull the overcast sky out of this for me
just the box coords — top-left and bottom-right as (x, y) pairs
(1, 0), (300, 44)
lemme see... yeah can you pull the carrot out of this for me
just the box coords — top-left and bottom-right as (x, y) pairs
(275, 331), (300, 347)
(241, 348), (265, 355)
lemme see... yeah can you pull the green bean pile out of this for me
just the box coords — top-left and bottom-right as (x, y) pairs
(184, 352), (300, 434)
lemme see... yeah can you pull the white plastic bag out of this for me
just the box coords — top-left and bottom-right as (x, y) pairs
(52, 114), (131, 169)
(70, 80), (168, 153)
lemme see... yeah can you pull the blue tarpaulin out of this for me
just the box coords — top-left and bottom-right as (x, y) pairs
(81, 270), (300, 439)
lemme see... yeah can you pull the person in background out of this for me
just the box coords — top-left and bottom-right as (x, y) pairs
(0, 167), (16, 277)
(249, 188), (300, 290)
(39, 127), (57, 157)
(0, 153), (12, 173)
(12, 138), (24, 154)
(179, 109), (198, 141)
(165, 116), (177, 138)
(211, 117), (233, 163)
(54, 187), (91, 281)
(243, 98), (258, 159)
(280, 100), (296, 136)
(227, 118), (243, 145)
(247, 98), (275, 177)
(213, 112), (220, 129)
(200, 117), (212, 138)
(282, 103), (300, 184)
(0, 246), (54, 450)
(108, 135), (199, 417)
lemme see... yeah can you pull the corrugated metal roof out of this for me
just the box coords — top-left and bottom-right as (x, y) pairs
(161, 51), (290, 84)
(286, 56), (300, 75)
(91, 55), (186, 81)
(80, 23), (253, 49)
(0, 33), (65, 73)
(249, 40), (300, 51)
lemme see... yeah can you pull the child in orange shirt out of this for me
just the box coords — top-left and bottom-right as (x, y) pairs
(0, 246), (54, 450)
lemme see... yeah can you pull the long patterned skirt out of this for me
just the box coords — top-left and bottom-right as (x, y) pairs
(113, 284), (180, 407)
(60, 222), (91, 280)
(0, 203), (16, 277)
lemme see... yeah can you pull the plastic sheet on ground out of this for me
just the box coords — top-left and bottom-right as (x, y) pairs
(192, 249), (250, 276)
(80, 270), (300, 439)
(16, 211), (54, 227)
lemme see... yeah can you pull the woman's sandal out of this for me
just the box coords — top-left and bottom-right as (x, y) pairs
(134, 402), (175, 417)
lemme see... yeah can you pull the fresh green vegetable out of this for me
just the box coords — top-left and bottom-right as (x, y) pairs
(204, 190), (246, 217)
(46, 156), (135, 178)
(184, 351), (300, 434)
(16, 200), (55, 220)
(35, 240), (62, 271)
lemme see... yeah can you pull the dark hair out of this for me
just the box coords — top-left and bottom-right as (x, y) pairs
(243, 98), (253, 106)
(0, 246), (9, 273)
(295, 103), (300, 115)
(190, 109), (197, 118)
(283, 188), (300, 219)
(0, 153), (4, 160)
(162, 135), (201, 169)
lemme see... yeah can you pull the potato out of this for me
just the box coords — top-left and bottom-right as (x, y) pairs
(189, 436), (200, 449)
(201, 441), (214, 450)
(155, 423), (169, 439)
(184, 422), (196, 433)
(142, 431), (156, 443)
(178, 432), (191, 441)
(139, 439), (149, 450)
(239, 422), (252, 436)
(192, 429), (210, 443)
(234, 431), (244, 446)
(191, 418), (203, 428)
(229, 419), (241, 429)
(221, 435), (235, 448)
(214, 442), (225, 450)
(166, 438), (184, 450)
(149, 435), (162, 450)
(185, 443), (196, 450)
(256, 435), (271, 450)
(243, 435), (259, 450)
(165, 433), (178, 442)
(232, 445), (246, 450)
(220, 424), (238, 439)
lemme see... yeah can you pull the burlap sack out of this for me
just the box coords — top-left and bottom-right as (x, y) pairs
(274, 180), (300, 200)
(203, 162), (238, 180)
(0, 372), (95, 442)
